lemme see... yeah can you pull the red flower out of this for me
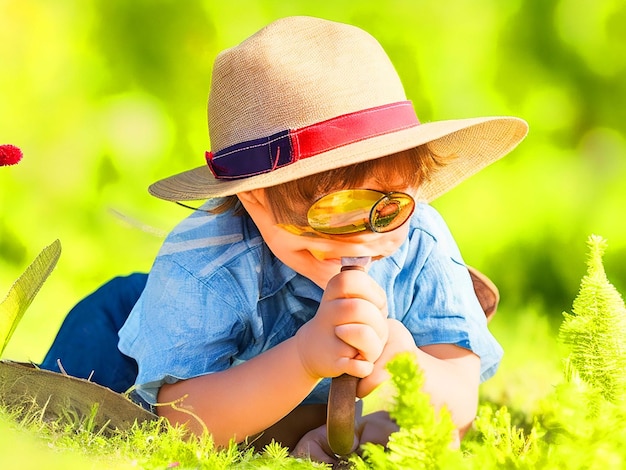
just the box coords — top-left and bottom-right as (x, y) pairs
(0, 144), (23, 166)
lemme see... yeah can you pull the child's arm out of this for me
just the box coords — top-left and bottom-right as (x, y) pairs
(157, 269), (389, 446)
(157, 335), (320, 445)
(358, 319), (480, 435)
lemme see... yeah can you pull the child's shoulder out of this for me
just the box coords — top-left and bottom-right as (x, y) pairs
(157, 210), (263, 269)
(168, 209), (245, 240)
(410, 203), (449, 237)
(407, 203), (463, 260)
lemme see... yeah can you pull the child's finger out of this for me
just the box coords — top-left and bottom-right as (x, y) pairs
(334, 324), (384, 362)
(336, 356), (374, 378)
(329, 297), (389, 341)
(324, 270), (387, 313)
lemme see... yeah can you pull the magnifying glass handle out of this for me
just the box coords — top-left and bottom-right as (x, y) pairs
(327, 258), (370, 456)
(327, 373), (359, 455)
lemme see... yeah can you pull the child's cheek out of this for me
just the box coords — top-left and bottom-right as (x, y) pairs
(309, 250), (326, 261)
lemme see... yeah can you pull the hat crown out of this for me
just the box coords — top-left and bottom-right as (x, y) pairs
(208, 16), (407, 152)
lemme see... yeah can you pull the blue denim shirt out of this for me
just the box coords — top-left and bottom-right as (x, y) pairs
(118, 202), (503, 405)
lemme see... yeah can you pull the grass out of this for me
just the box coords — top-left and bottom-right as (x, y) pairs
(0, 306), (559, 469)
(0, 401), (329, 468)
(3, 236), (623, 468)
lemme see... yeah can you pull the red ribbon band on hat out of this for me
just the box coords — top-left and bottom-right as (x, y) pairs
(205, 101), (419, 180)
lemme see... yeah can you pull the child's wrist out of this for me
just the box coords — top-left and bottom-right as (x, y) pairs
(293, 326), (323, 381)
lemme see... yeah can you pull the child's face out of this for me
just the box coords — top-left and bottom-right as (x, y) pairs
(237, 180), (413, 288)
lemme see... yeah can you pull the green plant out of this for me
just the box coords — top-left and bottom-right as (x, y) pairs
(0, 239), (61, 356)
(351, 354), (463, 469)
(559, 234), (626, 405)
(3, 234), (626, 468)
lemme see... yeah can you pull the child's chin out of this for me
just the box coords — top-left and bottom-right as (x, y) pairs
(308, 264), (338, 288)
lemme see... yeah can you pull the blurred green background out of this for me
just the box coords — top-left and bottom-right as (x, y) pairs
(1, 0), (625, 366)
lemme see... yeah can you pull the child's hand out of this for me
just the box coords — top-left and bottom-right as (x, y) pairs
(355, 410), (399, 447)
(295, 269), (389, 380)
(291, 410), (398, 464)
(357, 318), (417, 398)
(290, 422), (342, 464)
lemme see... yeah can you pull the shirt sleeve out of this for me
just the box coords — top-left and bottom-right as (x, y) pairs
(118, 257), (250, 405)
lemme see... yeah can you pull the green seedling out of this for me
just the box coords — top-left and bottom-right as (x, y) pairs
(0, 239), (61, 357)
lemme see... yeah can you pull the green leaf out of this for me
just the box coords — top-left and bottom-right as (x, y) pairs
(0, 239), (61, 356)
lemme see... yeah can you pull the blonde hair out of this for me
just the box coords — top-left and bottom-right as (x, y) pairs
(211, 144), (450, 225)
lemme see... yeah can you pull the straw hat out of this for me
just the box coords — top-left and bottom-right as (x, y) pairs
(149, 16), (528, 202)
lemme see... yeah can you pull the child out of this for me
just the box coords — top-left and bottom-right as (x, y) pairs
(42, 16), (527, 463)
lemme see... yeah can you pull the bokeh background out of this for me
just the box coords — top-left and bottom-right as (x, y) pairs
(1, 0), (625, 403)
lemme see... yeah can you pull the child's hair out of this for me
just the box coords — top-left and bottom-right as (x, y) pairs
(211, 143), (450, 225)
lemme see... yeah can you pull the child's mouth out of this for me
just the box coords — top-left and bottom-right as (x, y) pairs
(309, 251), (381, 264)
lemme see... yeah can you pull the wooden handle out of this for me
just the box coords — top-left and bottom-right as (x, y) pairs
(326, 262), (366, 456)
(327, 373), (358, 455)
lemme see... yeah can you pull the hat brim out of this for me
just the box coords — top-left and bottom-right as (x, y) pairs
(149, 116), (528, 202)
